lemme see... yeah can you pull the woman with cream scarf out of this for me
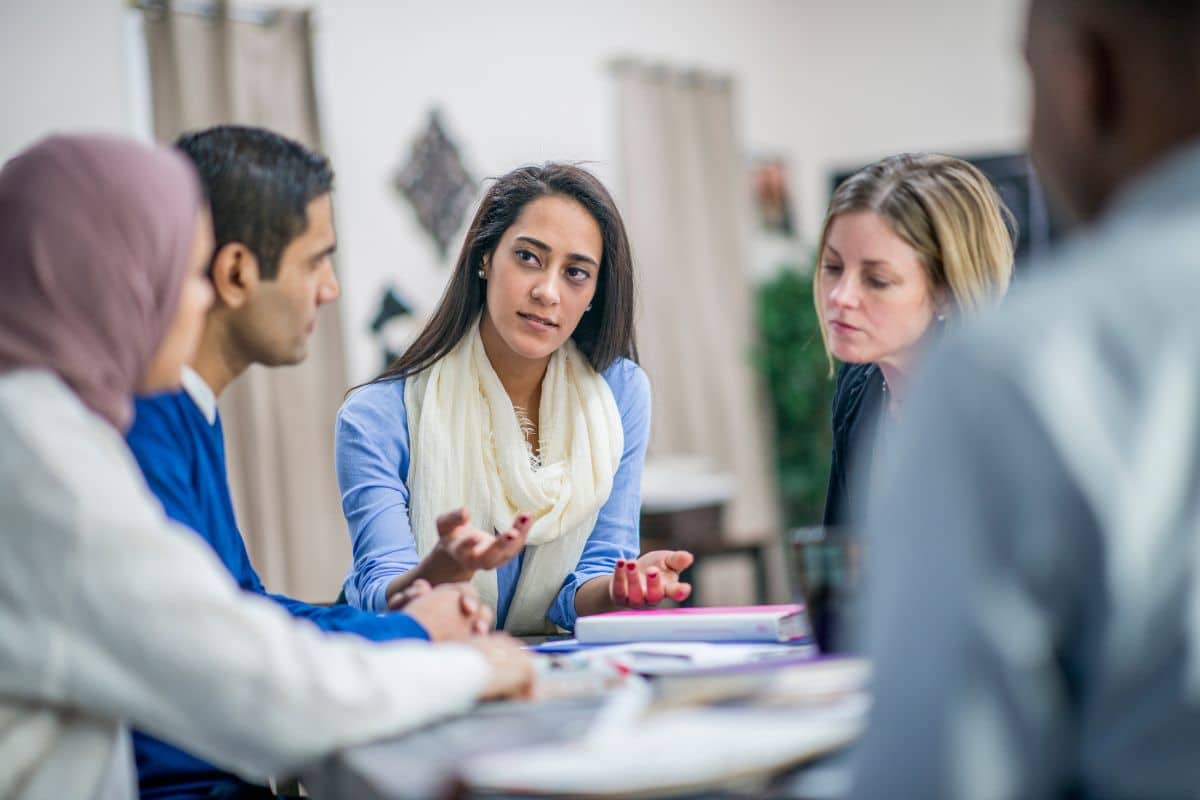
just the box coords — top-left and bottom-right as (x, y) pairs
(337, 164), (693, 635)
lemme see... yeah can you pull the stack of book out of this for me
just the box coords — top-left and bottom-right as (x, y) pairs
(573, 603), (814, 645)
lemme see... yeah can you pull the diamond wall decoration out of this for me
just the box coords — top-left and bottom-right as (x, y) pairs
(392, 109), (477, 258)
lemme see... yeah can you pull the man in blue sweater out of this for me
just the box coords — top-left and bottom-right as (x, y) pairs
(126, 125), (493, 799)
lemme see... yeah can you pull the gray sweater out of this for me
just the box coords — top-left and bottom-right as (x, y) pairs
(851, 140), (1200, 799)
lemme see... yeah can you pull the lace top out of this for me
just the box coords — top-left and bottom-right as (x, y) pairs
(512, 405), (543, 469)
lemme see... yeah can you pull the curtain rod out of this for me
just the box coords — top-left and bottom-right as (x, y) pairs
(608, 57), (733, 87)
(129, 0), (282, 27)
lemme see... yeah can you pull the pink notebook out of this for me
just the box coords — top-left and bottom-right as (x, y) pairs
(574, 604), (812, 644)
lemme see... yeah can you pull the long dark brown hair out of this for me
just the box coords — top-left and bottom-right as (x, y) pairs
(369, 163), (638, 386)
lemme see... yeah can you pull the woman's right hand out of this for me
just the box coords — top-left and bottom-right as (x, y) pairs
(381, 509), (532, 605)
(433, 507), (532, 578)
(467, 634), (536, 701)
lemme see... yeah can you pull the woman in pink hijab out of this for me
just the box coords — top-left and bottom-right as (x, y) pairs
(0, 135), (531, 800)
(0, 133), (214, 429)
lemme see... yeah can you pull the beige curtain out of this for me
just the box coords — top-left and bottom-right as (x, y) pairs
(615, 62), (781, 547)
(143, 1), (349, 601)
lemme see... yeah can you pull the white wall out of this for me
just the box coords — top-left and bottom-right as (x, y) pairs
(1, 0), (1029, 383)
(0, 2), (135, 158)
(1, 0), (1028, 604)
(294, 0), (1029, 383)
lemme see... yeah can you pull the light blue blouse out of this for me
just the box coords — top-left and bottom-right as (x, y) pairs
(335, 357), (650, 631)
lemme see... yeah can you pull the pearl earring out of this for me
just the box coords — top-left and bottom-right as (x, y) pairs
(477, 269), (485, 279)
(936, 312), (946, 322)
(586, 304), (593, 312)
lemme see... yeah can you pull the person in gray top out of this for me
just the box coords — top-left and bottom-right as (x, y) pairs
(850, 1), (1200, 797)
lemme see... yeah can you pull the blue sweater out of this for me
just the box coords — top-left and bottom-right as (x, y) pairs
(336, 357), (651, 631)
(126, 381), (429, 799)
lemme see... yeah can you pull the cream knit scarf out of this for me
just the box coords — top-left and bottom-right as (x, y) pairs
(405, 322), (624, 634)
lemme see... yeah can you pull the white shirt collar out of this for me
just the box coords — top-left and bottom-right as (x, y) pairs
(180, 366), (217, 425)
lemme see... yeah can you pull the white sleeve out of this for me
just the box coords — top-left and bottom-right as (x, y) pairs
(0, 407), (488, 782)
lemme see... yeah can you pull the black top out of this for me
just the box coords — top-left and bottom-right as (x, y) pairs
(822, 361), (886, 528)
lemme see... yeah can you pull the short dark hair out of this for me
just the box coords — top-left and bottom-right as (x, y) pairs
(1103, 0), (1200, 19)
(175, 125), (333, 279)
(1043, 0), (1200, 31)
(368, 163), (638, 386)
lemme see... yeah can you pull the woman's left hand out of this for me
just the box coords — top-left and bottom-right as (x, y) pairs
(609, 550), (694, 608)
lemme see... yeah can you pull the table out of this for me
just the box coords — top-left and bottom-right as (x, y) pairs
(297, 655), (865, 799)
(300, 704), (854, 800)
(299, 695), (609, 799)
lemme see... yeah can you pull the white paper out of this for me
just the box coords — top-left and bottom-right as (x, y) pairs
(547, 640), (816, 675)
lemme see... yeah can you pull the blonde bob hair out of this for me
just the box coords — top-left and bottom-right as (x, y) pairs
(814, 153), (1015, 362)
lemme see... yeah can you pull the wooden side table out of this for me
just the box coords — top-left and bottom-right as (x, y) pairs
(640, 503), (770, 606)
(639, 458), (769, 605)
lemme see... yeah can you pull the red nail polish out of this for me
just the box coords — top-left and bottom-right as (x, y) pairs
(647, 569), (659, 579)
(518, 514), (530, 525)
(626, 562), (637, 571)
(616, 559), (625, 567)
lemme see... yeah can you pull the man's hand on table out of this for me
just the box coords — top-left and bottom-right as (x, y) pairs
(468, 634), (536, 701)
(392, 580), (494, 639)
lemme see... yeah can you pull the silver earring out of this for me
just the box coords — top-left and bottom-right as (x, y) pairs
(477, 269), (485, 279)
(936, 312), (946, 322)
(586, 304), (593, 312)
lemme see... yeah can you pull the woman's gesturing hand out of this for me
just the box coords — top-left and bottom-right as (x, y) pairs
(609, 549), (694, 608)
(382, 508), (534, 604)
(434, 507), (532, 576)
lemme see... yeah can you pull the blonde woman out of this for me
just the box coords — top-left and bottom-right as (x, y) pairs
(818, 154), (1014, 527)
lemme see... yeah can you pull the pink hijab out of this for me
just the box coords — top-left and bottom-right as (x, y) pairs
(0, 134), (203, 430)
